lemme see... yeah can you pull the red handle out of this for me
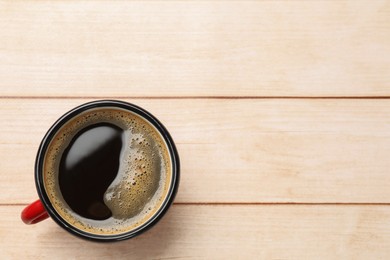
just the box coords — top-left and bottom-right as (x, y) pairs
(21, 199), (49, 224)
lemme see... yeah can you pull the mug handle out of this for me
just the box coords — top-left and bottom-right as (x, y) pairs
(21, 199), (49, 224)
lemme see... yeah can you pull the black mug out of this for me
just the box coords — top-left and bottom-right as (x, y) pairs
(21, 100), (180, 242)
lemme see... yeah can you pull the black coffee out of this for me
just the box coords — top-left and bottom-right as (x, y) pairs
(59, 123), (124, 220)
(43, 107), (172, 235)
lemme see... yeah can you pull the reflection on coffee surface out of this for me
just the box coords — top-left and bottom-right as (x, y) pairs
(43, 108), (172, 235)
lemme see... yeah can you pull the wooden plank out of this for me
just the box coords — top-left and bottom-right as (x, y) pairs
(2, 205), (390, 259)
(1, 98), (390, 204)
(0, 1), (389, 97)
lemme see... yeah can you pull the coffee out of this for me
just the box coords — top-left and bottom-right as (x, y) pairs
(43, 107), (172, 235)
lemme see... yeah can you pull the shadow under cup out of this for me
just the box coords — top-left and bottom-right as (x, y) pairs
(35, 100), (180, 241)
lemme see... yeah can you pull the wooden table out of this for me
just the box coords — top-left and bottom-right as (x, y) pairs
(1, 1), (390, 258)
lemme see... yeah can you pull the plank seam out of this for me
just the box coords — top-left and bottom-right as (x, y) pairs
(2, 96), (390, 100)
(4, 202), (390, 207)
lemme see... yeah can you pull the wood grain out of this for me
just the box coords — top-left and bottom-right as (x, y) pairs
(1, 0), (390, 258)
(2, 205), (390, 259)
(2, 98), (390, 204)
(0, 1), (390, 97)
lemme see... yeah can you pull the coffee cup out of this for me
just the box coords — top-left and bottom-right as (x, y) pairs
(21, 100), (180, 241)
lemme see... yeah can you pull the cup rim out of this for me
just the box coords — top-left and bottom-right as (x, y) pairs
(35, 100), (180, 242)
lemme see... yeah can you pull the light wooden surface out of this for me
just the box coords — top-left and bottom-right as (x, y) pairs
(2, 205), (390, 259)
(1, 1), (390, 259)
(1, 0), (390, 97)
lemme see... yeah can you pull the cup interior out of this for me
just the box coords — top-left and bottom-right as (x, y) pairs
(35, 100), (180, 241)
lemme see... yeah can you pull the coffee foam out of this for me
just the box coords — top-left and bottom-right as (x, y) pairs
(43, 107), (172, 235)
